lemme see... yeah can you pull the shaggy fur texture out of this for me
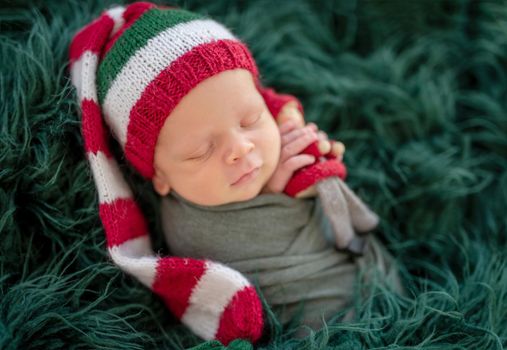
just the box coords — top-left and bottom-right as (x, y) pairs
(1, 0), (505, 349)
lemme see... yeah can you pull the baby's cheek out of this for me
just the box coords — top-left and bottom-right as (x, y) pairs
(262, 129), (281, 177)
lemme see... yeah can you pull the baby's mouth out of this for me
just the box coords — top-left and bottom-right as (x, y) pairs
(231, 166), (261, 186)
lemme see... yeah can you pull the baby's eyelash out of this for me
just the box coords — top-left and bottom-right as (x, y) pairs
(189, 144), (213, 161)
(187, 112), (263, 161)
(242, 112), (263, 127)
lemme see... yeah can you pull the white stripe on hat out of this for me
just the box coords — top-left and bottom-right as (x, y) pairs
(88, 151), (133, 203)
(106, 6), (126, 37)
(71, 50), (99, 102)
(102, 19), (237, 148)
(109, 235), (159, 288)
(181, 261), (251, 340)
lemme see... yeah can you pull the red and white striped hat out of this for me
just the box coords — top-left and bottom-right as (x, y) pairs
(69, 2), (265, 344)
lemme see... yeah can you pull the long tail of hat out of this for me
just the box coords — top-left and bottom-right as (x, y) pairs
(68, 3), (263, 344)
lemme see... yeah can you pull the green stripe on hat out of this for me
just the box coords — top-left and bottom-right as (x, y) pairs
(97, 7), (204, 104)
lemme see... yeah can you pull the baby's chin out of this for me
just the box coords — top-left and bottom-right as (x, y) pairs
(230, 184), (264, 203)
(217, 171), (270, 205)
(192, 188), (261, 207)
(222, 154), (278, 204)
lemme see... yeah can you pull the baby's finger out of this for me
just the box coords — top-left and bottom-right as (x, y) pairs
(278, 120), (297, 134)
(281, 154), (316, 174)
(280, 130), (318, 162)
(331, 140), (345, 155)
(306, 122), (318, 131)
(281, 125), (317, 145)
(317, 131), (328, 141)
(266, 154), (315, 193)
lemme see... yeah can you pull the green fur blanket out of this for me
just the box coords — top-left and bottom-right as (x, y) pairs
(1, 0), (505, 349)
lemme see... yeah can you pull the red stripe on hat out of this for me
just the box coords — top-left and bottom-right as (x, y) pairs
(81, 99), (112, 157)
(100, 198), (149, 247)
(215, 286), (264, 345)
(125, 39), (258, 179)
(69, 13), (114, 63)
(102, 2), (156, 58)
(152, 257), (207, 318)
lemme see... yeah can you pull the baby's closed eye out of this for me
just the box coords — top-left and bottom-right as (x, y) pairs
(185, 111), (265, 162)
(188, 143), (214, 161)
(241, 112), (263, 128)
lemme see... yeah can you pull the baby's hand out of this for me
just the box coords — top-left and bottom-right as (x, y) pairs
(316, 130), (346, 162)
(276, 101), (345, 161)
(262, 121), (319, 194)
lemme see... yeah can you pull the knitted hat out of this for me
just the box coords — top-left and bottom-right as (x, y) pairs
(69, 2), (265, 344)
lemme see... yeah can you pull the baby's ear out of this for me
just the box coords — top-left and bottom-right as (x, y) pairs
(152, 172), (171, 196)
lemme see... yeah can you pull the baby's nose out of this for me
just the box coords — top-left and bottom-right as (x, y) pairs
(226, 135), (255, 163)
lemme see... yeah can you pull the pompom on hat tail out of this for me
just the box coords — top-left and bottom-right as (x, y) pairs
(69, 2), (265, 344)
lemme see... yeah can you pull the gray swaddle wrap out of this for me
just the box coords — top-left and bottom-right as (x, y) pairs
(160, 191), (401, 327)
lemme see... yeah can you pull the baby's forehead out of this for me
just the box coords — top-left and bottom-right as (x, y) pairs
(166, 99), (262, 132)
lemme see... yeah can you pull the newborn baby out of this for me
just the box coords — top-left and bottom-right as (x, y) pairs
(154, 68), (401, 329)
(152, 68), (318, 204)
(69, 1), (402, 345)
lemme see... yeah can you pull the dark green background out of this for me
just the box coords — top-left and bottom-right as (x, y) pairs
(1, 0), (506, 349)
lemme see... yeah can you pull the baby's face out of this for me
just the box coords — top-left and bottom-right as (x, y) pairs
(152, 69), (281, 206)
